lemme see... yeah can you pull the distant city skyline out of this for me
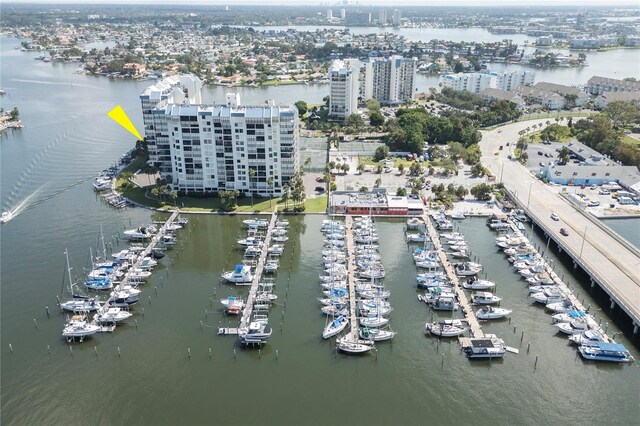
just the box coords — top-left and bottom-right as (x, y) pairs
(2, 0), (639, 6)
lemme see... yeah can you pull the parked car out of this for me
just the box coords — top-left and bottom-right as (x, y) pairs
(315, 186), (325, 192)
(539, 162), (546, 167)
(538, 151), (543, 155)
(550, 212), (559, 221)
(599, 189), (611, 195)
(315, 176), (324, 183)
(587, 200), (600, 207)
(560, 228), (569, 236)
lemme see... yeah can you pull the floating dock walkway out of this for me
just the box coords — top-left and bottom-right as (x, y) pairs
(238, 210), (279, 331)
(422, 212), (484, 339)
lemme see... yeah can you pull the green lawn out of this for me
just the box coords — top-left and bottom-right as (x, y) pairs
(304, 195), (327, 213)
(527, 126), (573, 143)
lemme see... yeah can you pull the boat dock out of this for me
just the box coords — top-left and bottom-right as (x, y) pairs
(238, 210), (279, 331)
(422, 212), (484, 339)
(506, 221), (609, 340)
(344, 216), (359, 340)
(101, 210), (180, 309)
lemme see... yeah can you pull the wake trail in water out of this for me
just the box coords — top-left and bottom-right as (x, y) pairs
(2, 184), (46, 220)
(11, 79), (101, 90)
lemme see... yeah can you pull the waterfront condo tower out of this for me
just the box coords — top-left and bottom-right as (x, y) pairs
(141, 75), (299, 196)
(329, 59), (361, 123)
(364, 55), (417, 104)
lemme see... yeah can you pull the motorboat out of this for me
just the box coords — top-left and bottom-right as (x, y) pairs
(455, 262), (482, 276)
(530, 287), (566, 304)
(546, 299), (576, 313)
(471, 292), (502, 305)
(93, 177), (112, 191)
(62, 315), (101, 342)
(464, 334), (506, 359)
(264, 261), (279, 273)
(244, 246), (262, 257)
(125, 269), (152, 281)
(1, 211), (14, 223)
(451, 212), (466, 220)
(164, 223), (182, 232)
(462, 278), (496, 290)
(94, 307), (132, 324)
(123, 226), (154, 240)
(268, 245), (284, 256)
(322, 315), (349, 339)
(243, 218), (269, 228)
(160, 235), (177, 247)
(359, 327), (396, 341)
(238, 321), (272, 344)
(578, 342), (633, 363)
(237, 236), (263, 247)
(555, 318), (588, 335)
(430, 296), (459, 311)
(222, 264), (253, 284)
(138, 258), (158, 271)
(220, 296), (245, 315)
(568, 329), (606, 345)
(425, 320), (468, 337)
(336, 337), (373, 354)
(276, 220), (289, 228)
(406, 233), (428, 243)
(109, 288), (141, 306)
(476, 306), (512, 320)
(552, 310), (586, 323)
(272, 235), (289, 243)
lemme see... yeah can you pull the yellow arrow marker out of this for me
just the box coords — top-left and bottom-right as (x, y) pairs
(107, 105), (143, 140)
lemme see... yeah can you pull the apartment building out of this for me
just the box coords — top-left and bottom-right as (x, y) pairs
(141, 75), (298, 195)
(585, 76), (640, 95)
(439, 71), (534, 94)
(364, 55), (417, 104)
(329, 59), (361, 122)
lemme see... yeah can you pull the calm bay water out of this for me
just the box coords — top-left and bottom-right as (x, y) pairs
(1, 36), (640, 425)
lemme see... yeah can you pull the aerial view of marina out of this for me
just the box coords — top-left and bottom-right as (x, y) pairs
(1, 1), (639, 425)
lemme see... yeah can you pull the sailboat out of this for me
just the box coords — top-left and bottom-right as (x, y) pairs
(336, 336), (373, 354)
(60, 249), (102, 312)
(323, 315), (349, 339)
(62, 314), (101, 342)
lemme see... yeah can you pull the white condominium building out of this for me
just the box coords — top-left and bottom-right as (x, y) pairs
(140, 74), (203, 173)
(439, 70), (535, 94)
(329, 59), (360, 122)
(364, 55), (417, 104)
(141, 75), (298, 195)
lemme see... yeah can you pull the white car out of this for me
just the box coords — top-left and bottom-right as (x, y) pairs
(587, 200), (600, 207)
(550, 212), (559, 221)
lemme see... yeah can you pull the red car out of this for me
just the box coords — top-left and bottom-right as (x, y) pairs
(560, 228), (569, 236)
(315, 177), (324, 183)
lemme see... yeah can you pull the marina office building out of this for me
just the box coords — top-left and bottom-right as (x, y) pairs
(141, 75), (299, 195)
(364, 55), (417, 104)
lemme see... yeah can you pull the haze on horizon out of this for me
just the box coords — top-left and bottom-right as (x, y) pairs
(3, 0), (639, 6)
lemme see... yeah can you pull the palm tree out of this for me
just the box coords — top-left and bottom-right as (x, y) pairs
(282, 184), (290, 210)
(248, 168), (256, 207)
(267, 177), (274, 209)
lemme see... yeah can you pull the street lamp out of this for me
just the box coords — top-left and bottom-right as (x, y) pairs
(526, 181), (533, 209)
(579, 226), (588, 259)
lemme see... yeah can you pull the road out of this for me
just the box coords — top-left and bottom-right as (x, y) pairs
(480, 120), (640, 325)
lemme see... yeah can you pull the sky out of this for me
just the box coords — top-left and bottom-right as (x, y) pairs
(2, 0), (639, 6)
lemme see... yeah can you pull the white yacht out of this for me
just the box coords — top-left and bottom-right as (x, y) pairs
(462, 278), (496, 290)
(237, 236), (262, 247)
(94, 307), (132, 324)
(243, 218), (269, 228)
(238, 321), (272, 344)
(455, 262), (482, 276)
(1, 211), (14, 223)
(359, 327), (396, 341)
(471, 292), (502, 305)
(476, 306), (512, 320)
(123, 226), (155, 240)
(578, 342), (633, 363)
(62, 315), (101, 342)
(222, 264), (253, 284)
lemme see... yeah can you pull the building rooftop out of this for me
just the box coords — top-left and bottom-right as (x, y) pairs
(587, 76), (640, 91)
(546, 164), (640, 189)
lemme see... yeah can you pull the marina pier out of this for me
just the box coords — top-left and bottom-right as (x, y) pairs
(238, 210), (280, 332)
(422, 212), (484, 339)
(344, 216), (359, 341)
